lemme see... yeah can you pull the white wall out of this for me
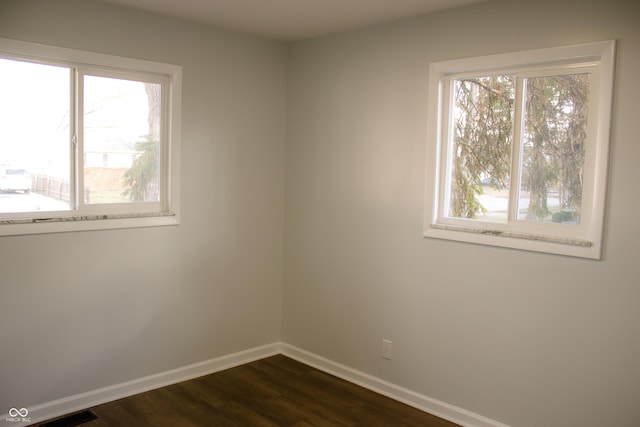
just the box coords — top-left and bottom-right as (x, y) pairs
(283, 0), (640, 426)
(2, 0), (639, 426)
(0, 0), (286, 411)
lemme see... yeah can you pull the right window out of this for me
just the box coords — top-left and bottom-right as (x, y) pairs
(424, 41), (616, 259)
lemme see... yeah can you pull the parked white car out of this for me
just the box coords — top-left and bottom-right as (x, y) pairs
(0, 168), (32, 194)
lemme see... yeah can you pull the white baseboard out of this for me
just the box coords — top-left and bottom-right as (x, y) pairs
(3, 342), (508, 427)
(1, 343), (280, 427)
(280, 343), (510, 427)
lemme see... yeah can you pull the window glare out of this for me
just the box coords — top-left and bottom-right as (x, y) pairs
(0, 58), (70, 213)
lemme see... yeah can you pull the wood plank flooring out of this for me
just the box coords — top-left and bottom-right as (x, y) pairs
(36, 355), (460, 427)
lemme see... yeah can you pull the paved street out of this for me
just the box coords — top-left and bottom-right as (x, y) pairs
(0, 191), (69, 214)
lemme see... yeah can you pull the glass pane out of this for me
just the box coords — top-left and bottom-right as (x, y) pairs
(83, 75), (160, 204)
(0, 58), (71, 213)
(447, 75), (514, 222)
(518, 74), (589, 224)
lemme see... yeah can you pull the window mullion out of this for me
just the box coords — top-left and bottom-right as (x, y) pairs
(74, 68), (85, 211)
(508, 75), (525, 224)
(70, 67), (79, 210)
(439, 76), (455, 220)
(444, 77), (456, 219)
(159, 78), (169, 211)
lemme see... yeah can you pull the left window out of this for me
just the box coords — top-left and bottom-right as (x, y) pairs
(0, 38), (181, 236)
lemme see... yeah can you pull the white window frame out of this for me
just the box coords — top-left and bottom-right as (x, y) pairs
(424, 41), (616, 259)
(0, 38), (181, 236)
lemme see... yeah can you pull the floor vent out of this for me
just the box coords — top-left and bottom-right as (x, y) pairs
(40, 410), (98, 427)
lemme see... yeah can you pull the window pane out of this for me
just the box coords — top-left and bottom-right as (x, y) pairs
(83, 75), (161, 204)
(518, 74), (589, 224)
(447, 76), (514, 222)
(0, 59), (71, 213)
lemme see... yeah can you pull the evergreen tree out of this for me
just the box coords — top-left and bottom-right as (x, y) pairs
(451, 76), (514, 218)
(122, 83), (160, 202)
(450, 73), (589, 223)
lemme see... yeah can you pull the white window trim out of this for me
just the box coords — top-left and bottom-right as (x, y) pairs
(0, 37), (181, 236)
(424, 41), (616, 259)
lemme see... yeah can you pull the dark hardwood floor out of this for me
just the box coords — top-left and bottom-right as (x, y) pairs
(36, 355), (460, 426)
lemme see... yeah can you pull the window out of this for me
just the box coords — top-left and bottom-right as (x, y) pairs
(0, 38), (181, 236)
(424, 41), (615, 259)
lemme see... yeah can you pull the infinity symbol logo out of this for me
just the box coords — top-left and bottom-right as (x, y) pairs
(8, 408), (29, 417)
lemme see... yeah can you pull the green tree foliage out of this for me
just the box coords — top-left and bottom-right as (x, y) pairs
(121, 135), (158, 201)
(122, 82), (161, 202)
(450, 73), (589, 222)
(521, 74), (588, 222)
(451, 76), (514, 218)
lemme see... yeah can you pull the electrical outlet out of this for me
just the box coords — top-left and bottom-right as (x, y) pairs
(382, 339), (392, 360)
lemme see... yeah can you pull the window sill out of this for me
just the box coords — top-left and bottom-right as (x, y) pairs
(425, 223), (600, 259)
(0, 211), (178, 237)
